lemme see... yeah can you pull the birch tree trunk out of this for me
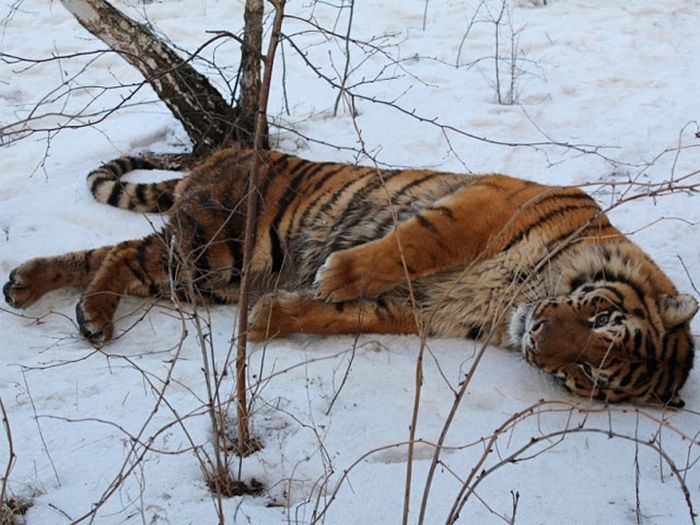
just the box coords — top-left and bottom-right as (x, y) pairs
(60, 0), (266, 156)
(235, 0), (267, 147)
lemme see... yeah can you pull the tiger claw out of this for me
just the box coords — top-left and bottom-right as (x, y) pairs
(4, 267), (31, 309)
(75, 300), (113, 346)
(3, 275), (17, 307)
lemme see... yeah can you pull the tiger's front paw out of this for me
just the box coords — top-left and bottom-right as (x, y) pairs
(76, 297), (115, 346)
(3, 262), (49, 309)
(314, 250), (393, 303)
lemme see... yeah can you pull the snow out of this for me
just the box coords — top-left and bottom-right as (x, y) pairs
(1, 0), (699, 523)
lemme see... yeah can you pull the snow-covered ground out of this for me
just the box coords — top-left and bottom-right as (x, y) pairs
(1, 0), (699, 523)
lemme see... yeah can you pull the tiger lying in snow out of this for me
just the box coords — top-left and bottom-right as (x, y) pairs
(4, 145), (697, 407)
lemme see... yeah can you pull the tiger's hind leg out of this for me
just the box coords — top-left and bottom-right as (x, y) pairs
(4, 247), (113, 309)
(248, 292), (418, 341)
(75, 232), (171, 345)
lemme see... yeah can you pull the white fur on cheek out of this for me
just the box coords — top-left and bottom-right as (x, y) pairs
(508, 303), (532, 352)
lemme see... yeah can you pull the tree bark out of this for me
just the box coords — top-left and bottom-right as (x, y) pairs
(60, 0), (266, 156)
(235, 0), (266, 147)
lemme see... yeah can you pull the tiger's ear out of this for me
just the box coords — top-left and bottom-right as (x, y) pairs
(659, 294), (699, 329)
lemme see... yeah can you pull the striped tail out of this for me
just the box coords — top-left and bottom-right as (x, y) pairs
(87, 153), (192, 213)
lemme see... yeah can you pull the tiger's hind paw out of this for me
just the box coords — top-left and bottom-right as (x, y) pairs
(248, 294), (287, 341)
(248, 292), (315, 341)
(76, 299), (114, 346)
(3, 264), (46, 309)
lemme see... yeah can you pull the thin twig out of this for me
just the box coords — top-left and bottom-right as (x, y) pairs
(0, 396), (15, 508)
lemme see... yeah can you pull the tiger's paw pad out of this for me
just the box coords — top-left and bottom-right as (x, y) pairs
(76, 300), (114, 347)
(3, 266), (40, 309)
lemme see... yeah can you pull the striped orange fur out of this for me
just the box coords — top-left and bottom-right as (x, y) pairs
(4, 145), (697, 406)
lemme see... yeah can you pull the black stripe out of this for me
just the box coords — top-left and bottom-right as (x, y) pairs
(548, 224), (616, 259)
(135, 183), (147, 207)
(528, 189), (592, 206)
(326, 186), (410, 254)
(326, 170), (410, 236)
(466, 324), (483, 340)
(83, 249), (94, 273)
(388, 173), (438, 203)
(597, 285), (626, 307)
(309, 165), (351, 194)
(131, 157), (156, 170)
(616, 365), (636, 389)
(89, 175), (115, 189)
(590, 270), (648, 309)
(125, 259), (148, 283)
(632, 308), (646, 319)
(621, 329), (630, 345)
(226, 224), (243, 282)
(294, 165), (360, 224)
(259, 154), (292, 203)
(136, 238), (152, 279)
(504, 202), (599, 251)
(156, 185), (174, 211)
(269, 160), (320, 272)
(625, 362), (651, 394)
(661, 332), (679, 388)
(319, 171), (385, 218)
(300, 169), (376, 229)
(376, 214), (400, 235)
(645, 333), (657, 360)
(114, 157), (130, 175)
(107, 182), (124, 207)
(416, 214), (437, 233)
(633, 329), (642, 354)
(284, 162), (338, 246)
(546, 233), (620, 289)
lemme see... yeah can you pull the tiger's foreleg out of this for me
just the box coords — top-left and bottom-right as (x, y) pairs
(75, 232), (171, 345)
(248, 292), (418, 341)
(315, 180), (520, 302)
(4, 247), (113, 309)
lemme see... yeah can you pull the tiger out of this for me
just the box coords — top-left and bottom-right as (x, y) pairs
(3, 144), (698, 407)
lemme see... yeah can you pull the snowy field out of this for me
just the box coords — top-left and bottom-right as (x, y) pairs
(1, 0), (699, 523)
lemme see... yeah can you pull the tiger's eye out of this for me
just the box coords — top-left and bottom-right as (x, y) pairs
(593, 312), (610, 328)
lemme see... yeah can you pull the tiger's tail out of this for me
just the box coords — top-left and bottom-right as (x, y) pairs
(87, 153), (192, 213)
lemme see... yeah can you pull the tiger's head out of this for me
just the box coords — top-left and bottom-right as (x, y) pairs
(508, 245), (698, 408)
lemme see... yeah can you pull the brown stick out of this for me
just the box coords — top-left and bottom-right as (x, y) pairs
(234, 0), (286, 455)
(0, 396), (15, 508)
